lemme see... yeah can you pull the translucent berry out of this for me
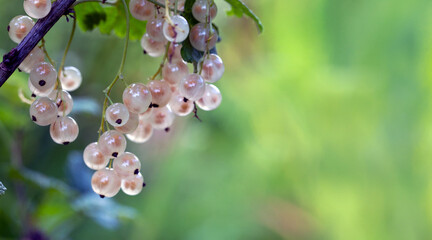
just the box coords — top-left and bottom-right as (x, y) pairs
(179, 74), (205, 101)
(162, 60), (189, 85)
(122, 83), (152, 114)
(126, 117), (153, 143)
(139, 107), (153, 120)
(167, 43), (183, 63)
(29, 62), (57, 94)
(28, 77), (54, 97)
(91, 168), (121, 198)
(106, 103), (129, 127)
(129, 0), (155, 21)
(163, 15), (189, 43)
(24, 0), (52, 19)
(197, 84), (222, 111)
(192, 0), (218, 23)
(83, 142), (111, 170)
(141, 33), (167, 57)
(59, 66), (82, 92)
(98, 130), (127, 158)
(168, 93), (194, 116)
(200, 54), (225, 83)
(49, 116), (79, 145)
(113, 152), (141, 178)
(150, 106), (175, 130)
(48, 90), (74, 116)
(115, 112), (139, 134)
(146, 17), (165, 42)
(148, 80), (172, 107)
(19, 47), (45, 73)
(8, 15), (34, 43)
(29, 97), (58, 126)
(121, 173), (144, 196)
(189, 23), (218, 52)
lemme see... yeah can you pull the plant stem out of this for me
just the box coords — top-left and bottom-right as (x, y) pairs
(40, 38), (56, 67)
(59, 11), (77, 75)
(150, 42), (171, 80)
(72, 0), (115, 7)
(147, 0), (182, 13)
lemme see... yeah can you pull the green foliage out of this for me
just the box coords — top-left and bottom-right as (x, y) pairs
(224, 0), (263, 33)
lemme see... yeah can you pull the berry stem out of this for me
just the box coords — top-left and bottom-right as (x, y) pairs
(40, 38), (56, 67)
(59, 11), (77, 77)
(150, 42), (171, 80)
(146, 0), (182, 13)
(72, 0), (116, 7)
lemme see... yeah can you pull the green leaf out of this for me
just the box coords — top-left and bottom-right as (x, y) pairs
(224, 0), (263, 33)
(75, 2), (146, 41)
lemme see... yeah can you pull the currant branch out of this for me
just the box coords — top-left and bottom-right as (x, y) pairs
(0, 0), (77, 87)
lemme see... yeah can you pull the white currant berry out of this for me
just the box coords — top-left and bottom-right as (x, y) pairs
(28, 77), (54, 97)
(8, 15), (34, 43)
(29, 62), (57, 94)
(59, 66), (82, 92)
(196, 84), (222, 111)
(121, 173), (144, 196)
(91, 168), (121, 198)
(168, 93), (194, 116)
(162, 60), (189, 85)
(122, 83), (152, 114)
(106, 103), (130, 127)
(200, 54), (224, 83)
(48, 90), (74, 116)
(129, 0), (155, 21)
(115, 112), (139, 134)
(113, 152), (141, 178)
(19, 47), (45, 73)
(141, 33), (167, 57)
(98, 130), (127, 158)
(83, 142), (111, 170)
(49, 116), (79, 145)
(179, 74), (205, 101)
(126, 117), (153, 143)
(189, 23), (218, 52)
(23, 0), (52, 19)
(163, 15), (189, 43)
(29, 97), (58, 126)
(150, 106), (175, 130)
(148, 80), (172, 107)
(139, 107), (153, 120)
(146, 17), (165, 42)
(192, 0), (218, 23)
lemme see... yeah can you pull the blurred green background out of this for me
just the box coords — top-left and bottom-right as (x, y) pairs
(1, 0), (432, 239)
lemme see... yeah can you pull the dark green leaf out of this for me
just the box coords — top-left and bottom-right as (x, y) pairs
(224, 0), (263, 33)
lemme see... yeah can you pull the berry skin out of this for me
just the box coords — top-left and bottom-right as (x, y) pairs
(126, 116), (153, 143)
(28, 77), (55, 97)
(29, 62), (57, 94)
(98, 130), (127, 158)
(113, 152), (141, 178)
(59, 66), (82, 92)
(162, 15), (190, 43)
(122, 83), (152, 114)
(19, 47), (45, 73)
(196, 84), (222, 111)
(23, 0), (52, 19)
(179, 74), (206, 101)
(48, 90), (74, 116)
(140, 33), (167, 57)
(129, 0), (155, 21)
(115, 112), (139, 134)
(189, 23), (218, 52)
(148, 80), (172, 107)
(150, 106), (175, 130)
(167, 43), (183, 63)
(146, 17), (165, 42)
(121, 173), (144, 196)
(49, 116), (79, 145)
(200, 54), (225, 83)
(168, 92), (194, 117)
(192, 0), (218, 23)
(91, 168), (121, 198)
(8, 15), (34, 43)
(106, 103), (130, 127)
(162, 60), (189, 85)
(83, 142), (111, 170)
(29, 97), (58, 126)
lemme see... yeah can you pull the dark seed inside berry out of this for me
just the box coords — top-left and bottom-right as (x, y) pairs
(39, 80), (46, 86)
(143, 182), (146, 187)
(116, 119), (122, 124)
(152, 103), (159, 108)
(134, 169), (139, 175)
(149, 102), (153, 108)
(112, 152), (118, 157)
(31, 93), (36, 98)
(63, 142), (70, 145)
(165, 127), (170, 132)
(143, 50), (147, 55)
(99, 195), (105, 198)
(183, 97), (188, 103)
(32, 116), (37, 122)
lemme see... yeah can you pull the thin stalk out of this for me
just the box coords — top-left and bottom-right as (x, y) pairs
(72, 0), (116, 7)
(150, 42), (171, 80)
(147, 0), (181, 13)
(59, 11), (77, 75)
(40, 38), (55, 66)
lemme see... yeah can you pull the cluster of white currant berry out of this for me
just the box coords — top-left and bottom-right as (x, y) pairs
(7, 0), (83, 145)
(84, 0), (225, 198)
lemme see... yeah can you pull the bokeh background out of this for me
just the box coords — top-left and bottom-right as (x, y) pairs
(1, 0), (432, 239)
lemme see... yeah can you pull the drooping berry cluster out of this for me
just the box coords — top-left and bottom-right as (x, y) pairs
(8, 1), (82, 145)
